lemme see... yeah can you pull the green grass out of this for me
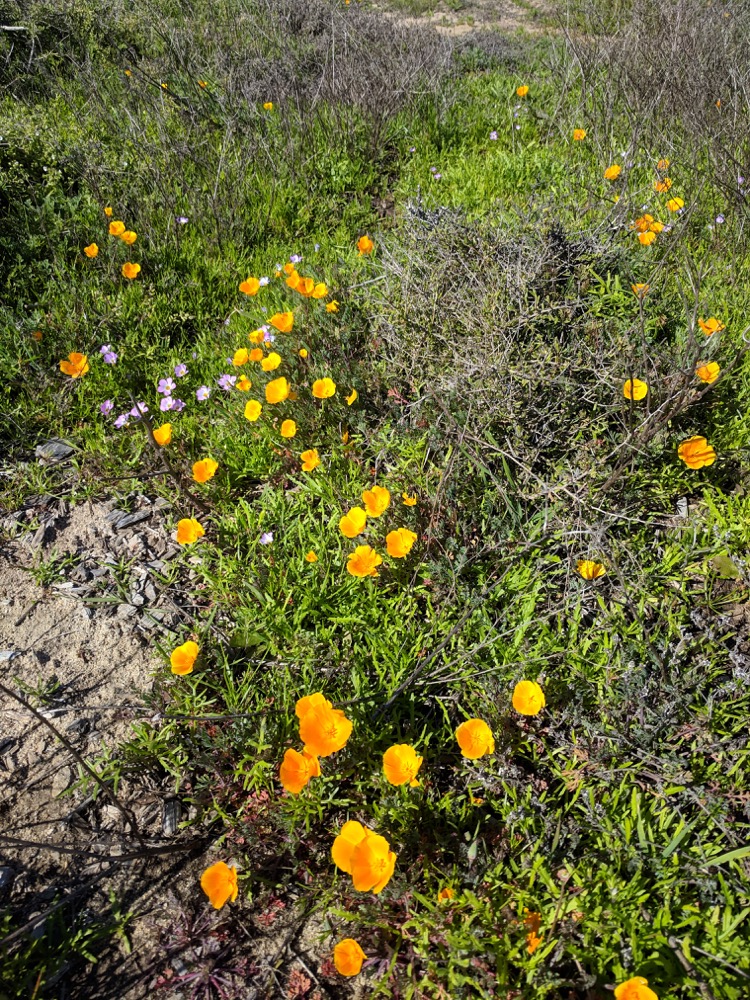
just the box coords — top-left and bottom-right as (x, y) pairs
(2, 0), (750, 997)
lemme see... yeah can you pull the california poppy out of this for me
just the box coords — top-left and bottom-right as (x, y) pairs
(200, 861), (238, 909)
(312, 377), (336, 399)
(357, 235), (374, 255)
(402, 492), (417, 506)
(297, 276), (315, 297)
(326, 301), (339, 313)
(233, 348), (249, 366)
(614, 978), (659, 1000)
(623, 378), (648, 400)
(244, 399), (262, 421)
(631, 283), (649, 298)
(678, 435), (716, 469)
(339, 507), (367, 538)
(382, 744), (423, 786)
(266, 377), (290, 403)
(577, 559), (606, 580)
(170, 640), (199, 675)
(279, 748), (321, 794)
(333, 938), (366, 977)
(121, 230), (137, 245)
(437, 887), (455, 902)
(455, 719), (494, 759)
(604, 164), (621, 180)
(573, 128), (586, 141)
(122, 262), (141, 279)
(362, 485), (390, 517)
(516, 85), (529, 97)
(347, 545), (382, 578)
(300, 449), (320, 472)
(638, 231), (657, 246)
(59, 352), (89, 378)
(239, 277), (260, 296)
(236, 375), (251, 391)
(192, 458), (218, 484)
(698, 316), (725, 336)
(666, 197), (684, 212)
(351, 832), (397, 893)
(386, 527), (417, 558)
(299, 703), (352, 756)
(512, 680), (546, 716)
(176, 518), (205, 544)
(261, 352), (281, 372)
(346, 388), (358, 405)
(312, 282), (328, 299)
(695, 361), (720, 383)
(280, 419), (297, 438)
(296, 692), (332, 719)
(84, 243), (99, 258)
(269, 311), (294, 333)
(153, 423), (172, 446)
(305, 551), (318, 563)
(332, 820), (367, 873)
(109, 220), (126, 236)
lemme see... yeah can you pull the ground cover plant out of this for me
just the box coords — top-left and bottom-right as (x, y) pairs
(2, 0), (750, 997)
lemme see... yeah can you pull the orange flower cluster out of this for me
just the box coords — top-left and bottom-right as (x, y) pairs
(332, 820), (397, 894)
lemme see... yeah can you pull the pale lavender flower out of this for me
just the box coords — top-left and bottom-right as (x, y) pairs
(100, 399), (114, 416)
(176, 216), (189, 224)
(716, 214), (725, 224)
(102, 351), (118, 364)
(99, 344), (112, 355)
(739, 176), (745, 186)
(430, 166), (437, 173)
(174, 363), (188, 377)
(434, 173), (442, 180)
(129, 401), (148, 418)
(259, 276), (269, 286)
(114, 414), (129, 429)
(409, 146), (416, 152)
(314, 243), (320, 252)
(263, 331), (275, 343)
(160, 396), (173, 411)
(196, 385), (210, 401)
(170, 398), (185, 412)
(157, 377), (176, 395)
(489, 131), (498, 141)
(290, 254), (302, 264)
(259, 532), (273, 545)
(217, 374), (236, 391)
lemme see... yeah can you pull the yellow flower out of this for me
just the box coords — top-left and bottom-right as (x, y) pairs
(297, 276), (315, 297)
(516, 85), (529, 97)
(654, 177), (672, 192)
(236, 375), (251, 391)
(346, 388), (358, 405)
(170, 640), (198, 675)
(326, 300), (339, 313)
(299, 703), (352, 757)
(161, 82), (168, 89)
(299, 348), (308, 358)
(631, 283), (649, 298)
(84, 243), (99, 258)
(312, 282), (328, 298)
(332, 820), (367, 874)
(286, 270), (301, 290)
(300, 448), (320, 472)
(269, 311), (294, 333)
(678, 435), (716, 469)
(698, 316), (725, 336)
(382, 744), (423, 786)
(152, 423), (172, 446)
(386, 527), (417, 558)
(455, 719), (494, 759)
(248, 328), (265, 345)
(573, 128), (586, 141)
(350, 831), (396, 893)
(176, 518), (205, 545)
(312, 377), (336, 399)
(125, 69), (132, 77)
(265, 377), (290, 404)
(244, 399), (262, 422)
(120, 230), (137, 245)
(200, 862), (238, 910)
(357, 234), (374, 255)
(232, 348), (249, 366)
(577, 559), (606, 580)
(333, 938), (366, 977)
(239, 277), (260, 296)
(512, 680), (546, 716)
(666, 197), (684, 212)
(347, 545), (382, 578)
(604, 164), (621, 180)
(437, 887), (455, 902)
(402, 492), (417, 506)
(623, 378), (648, 400)
(305, 550), (318, 563)
(249, 348), (264, 362)
(339, 507), (367, 538)
(109, 220), (126, 236)
(59, 352), (89, 378)
(614, 977), (659, 1000)
(104, 206), (113, 217)
(261, 352), (281, 372)
(280, 419), (297, 438)
(361, 485), (390, 517)
(198, 80), (207, 88)
(263, 101), (273, 110)
(695, 361), (720, 383)
(657, 158), (670, 170)
(638, 231), (657, 246)
(122, 262), (141, 279)
(192, 458), (218, 484)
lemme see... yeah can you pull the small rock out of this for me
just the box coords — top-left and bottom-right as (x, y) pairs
(90, 567), (108, 579)
(0, 650), (19, 663)
(144, 582), (157, 602)
(162, 798), (182, 836)
(146, 560), (165, 573)
(114, 511), (152, 530)
(66, 718), (91, 739)
(100, 804), (123, 831)
(35, 439), (75, 464)
(130, 593), (145, 607)
(117, 603), (138, 619)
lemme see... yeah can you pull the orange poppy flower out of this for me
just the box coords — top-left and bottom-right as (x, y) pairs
(296, 692), (332, 719)
(698, 316), (725, 336)
(357, 235), (374, 255)
(437, 887), (455, 902)
(512, 680), (546, 716)
(312, 377), (336, 399)
(109, 220), (126, 236)
(265, 376), (290, 403)
(305, 550), (318, 563)
(623, 378), (648, 400)
(695, 361), (720, 383)
(657, 158), (670, 170)
(279, 748), (321, 794)
(286, 270), (301, 290)
(299, 348), (308, 358)
(192, 458), (218, 484)
(631, 283), (649, 298)
(121, 230), (137, 245)
(280, 419), (297, 438)
(455, 719), (495, 759)
(59, 352), (89, 378)
(332, 820), (367, 873)
(239, 277), (260, 296)
(516, 85), (529, 97)
(386, 528), (417, 558)
(346, 545), (382, 578)
(573, 128), (586, 141)
(577, 559), (606, 580)
(236, 375), (251, 391)
(170, 640), (199, 675)
(152, 423), (172, 446)
(300, 448), (320, 472)
(326, 300), (339, 313)
(351, 831), (397, 893)
(678, 435), (716, 469)
(333, 938), (366, 977)
(666, 197), (684, 212)
(84, 243), (99, 258)
(248, 328), (265, 345)
(176, 518), (205, 544)
(263, 101), (273, 110)
(261, 352), (281, 372)
(312, 282), (328, 299)
(361, 485), (390, 517)
(104, 206), (113, 217)
(122, 262), (141, 279)
(244, 399), (262, 421)
(269, 311), (294, 333)
(339, 507), (367, 538)
(299, 703), (353, 756)
(638, 231), (657, 246)
(382, 744), (422, 786)
(614, 978), (659, 1000)
(249, 348), (264, 362)
(200, 861), (238, 909)
(402, 492), (417, 506)
(654, 177), (672, 192)
(604, 164), (621, 180)
(297, 276), (315, 297)
(233, 348), (249, 366)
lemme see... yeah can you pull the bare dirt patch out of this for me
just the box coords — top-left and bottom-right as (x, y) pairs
(376, 0), (556, 36)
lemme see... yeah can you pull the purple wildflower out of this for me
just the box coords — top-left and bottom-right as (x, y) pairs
(489, 131), (498, 141)
(176, 216), (189, 224)
(196, 386), (210, 401)
(259, 532), (274, 545)
(217, 374), (236, 391)
(102, 351), (118, 364)
(174, 363), (188, 378)
(100, 399), (114, 416)
(434, 173), (442, 180)
(290, 254), (302, 264)
(716, 214), (725, 224)
(157, 377), (176, 395)
(114, 414), (129, 429)
(99, 344), (112, 355)
(129, 401), (148, 418)
(160, 396), (173, 411)
(170, 398), (185, 412)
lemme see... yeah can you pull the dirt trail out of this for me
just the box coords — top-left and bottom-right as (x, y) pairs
(377, 0), (557, 36)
